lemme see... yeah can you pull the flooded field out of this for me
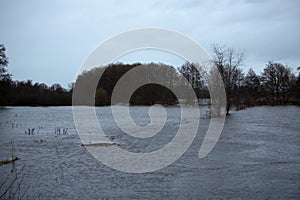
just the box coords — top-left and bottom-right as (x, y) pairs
(0, 106), (299, 199)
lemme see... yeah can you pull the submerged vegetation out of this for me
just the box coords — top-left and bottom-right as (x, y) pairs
(0, 140), (19, 166)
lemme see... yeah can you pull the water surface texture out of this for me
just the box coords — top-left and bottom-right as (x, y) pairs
(0, 106), (299, 199)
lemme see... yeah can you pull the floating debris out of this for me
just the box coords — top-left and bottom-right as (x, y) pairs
(81, 142), (118, 147)
(0, 157), (20, 166)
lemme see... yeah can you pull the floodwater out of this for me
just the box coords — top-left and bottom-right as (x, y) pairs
(0, 106), (299, 199)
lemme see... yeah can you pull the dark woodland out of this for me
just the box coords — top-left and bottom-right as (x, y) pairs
(0, 44), (299, 112)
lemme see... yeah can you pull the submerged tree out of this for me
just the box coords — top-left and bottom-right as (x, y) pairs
(212, 44), (244, 115)
(207, 66), (227, 117)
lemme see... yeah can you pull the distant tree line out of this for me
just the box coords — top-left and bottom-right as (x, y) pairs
(178, 44), (299, 114)
(210, 44), (299, 114)
(74, 59), (299, 111)
(0, 44), (71, 106)
(0, 79), (72, 106)
(0, 43), (299, 111)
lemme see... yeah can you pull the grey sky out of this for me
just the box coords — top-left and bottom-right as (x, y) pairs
(1, 0), (299, 87)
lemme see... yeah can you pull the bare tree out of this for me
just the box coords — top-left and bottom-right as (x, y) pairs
(212, 44), (244, 115)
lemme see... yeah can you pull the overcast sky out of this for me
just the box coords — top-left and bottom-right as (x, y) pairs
(1, 0), (299, 87)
